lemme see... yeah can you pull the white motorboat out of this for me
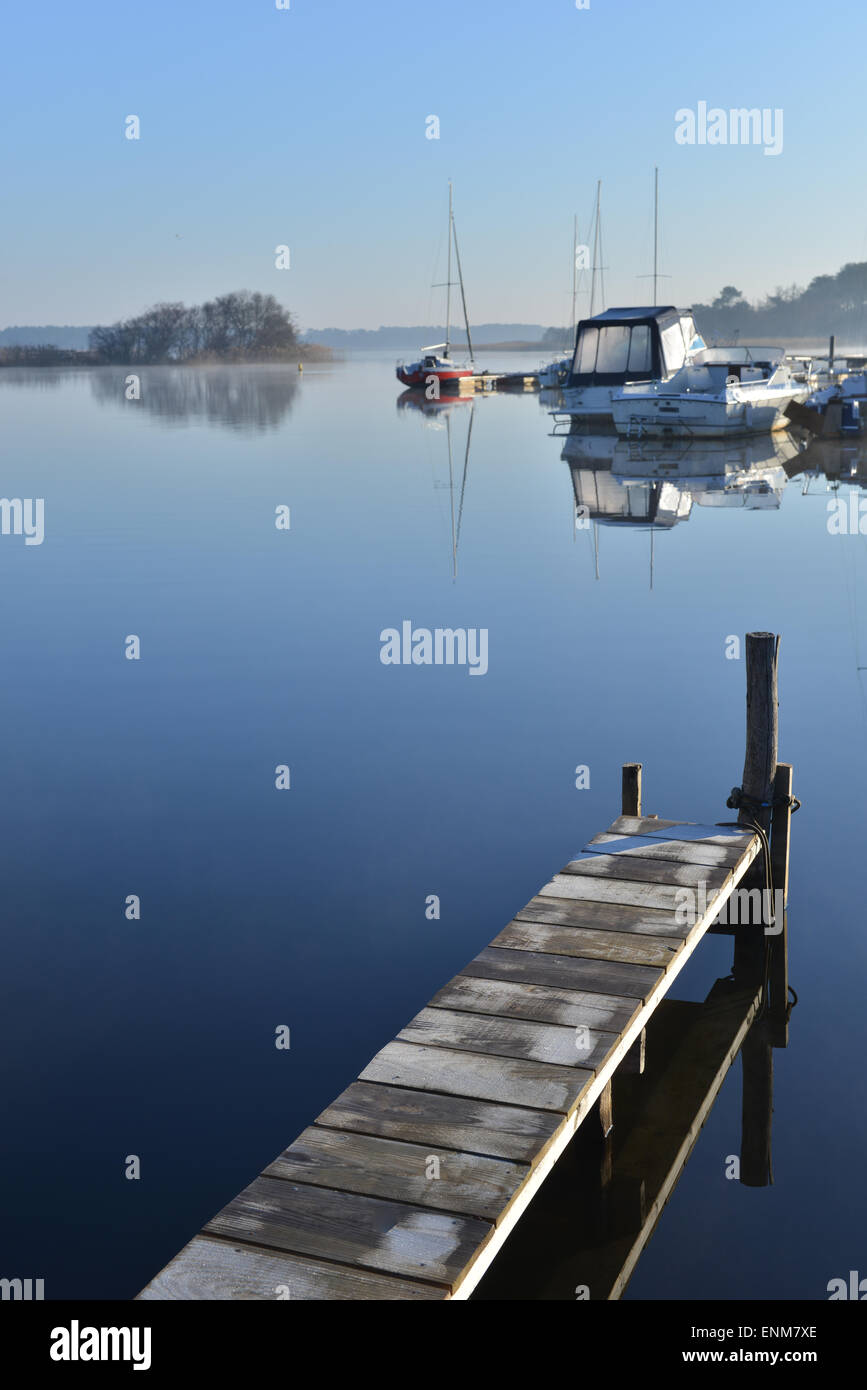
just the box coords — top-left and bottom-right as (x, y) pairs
(555, 305), (709, 421)
(609, 345), (809, 438)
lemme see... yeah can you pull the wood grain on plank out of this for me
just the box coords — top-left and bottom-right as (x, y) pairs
(204, 1175), (490, 1288)
(399, 1006), (615, 1070)
(604, 817), (754, 847)
(429, 972), (639, 1032)
(136, 1235), (445, 1301)
(315, 1081), (559, 1163)
(462, 945), (661, 1001)
(493, 918), (681, 968)
(265, 1127), (527, 1221)
(562, 853), (731, 891)
(586, 833), (748, 869)
(539, 872), (691, 915)
(360, 1039), (593, 1114)
(516, 893), (689, 939)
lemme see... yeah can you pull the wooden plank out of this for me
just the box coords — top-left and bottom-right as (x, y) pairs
(587, 832), (749, 869)
(264, 1127), (527, 1221)
(204, 1175), (490, 1288)
(360, 1040), (593, 1114)
(562, 853), (731, 890)
(137, 1234), (445, 1301)
(605, 816), (753, 847)
(429, 972), (639, 1032)
(399, 1006), (615, 1070)
(517, 893), (690, 939)
(493, 918), (681, 968)
(462, 945), (662, 1001)
(540, 872), (691, 914)
(315, 1081), (560, 1163)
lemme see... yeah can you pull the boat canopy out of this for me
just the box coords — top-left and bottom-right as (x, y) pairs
(567, 307), (706, 389)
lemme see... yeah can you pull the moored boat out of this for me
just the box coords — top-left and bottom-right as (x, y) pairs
(610, 347), (809, 438)
(396, 183), (474, 394)
(396, 346), (474, 390)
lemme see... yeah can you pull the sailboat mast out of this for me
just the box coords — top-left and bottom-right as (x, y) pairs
(445, 181), (453, 357)
(451, 208), (474, 364)
(652, 166), (659, 307)
(590, 180), (601, 317)
(571, 213), (579, 344)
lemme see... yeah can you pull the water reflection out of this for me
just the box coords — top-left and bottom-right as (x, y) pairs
(396, 386), (475, 420)
(565, 431), (805, 529)
(398, 393), (477, 578)
(88, 365), (299, 432)
(474, 912), (794, 1300)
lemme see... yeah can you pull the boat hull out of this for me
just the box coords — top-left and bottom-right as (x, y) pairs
(396, 365), (474, 390)
(611, 388), (808, 438)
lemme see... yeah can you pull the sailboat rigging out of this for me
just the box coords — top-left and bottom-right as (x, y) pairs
(396, 183), (475, 392)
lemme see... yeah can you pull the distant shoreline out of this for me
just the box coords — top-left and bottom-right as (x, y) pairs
(0, 343), (333, 369)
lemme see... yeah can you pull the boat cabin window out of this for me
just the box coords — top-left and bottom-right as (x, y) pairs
(574, 323), (655, 382)
(627, 325), (652, 373)
(594, 326), (631, 375)
(661, 322), (687, 374)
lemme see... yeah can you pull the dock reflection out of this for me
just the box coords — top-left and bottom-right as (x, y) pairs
(472, 910), (794, 1301)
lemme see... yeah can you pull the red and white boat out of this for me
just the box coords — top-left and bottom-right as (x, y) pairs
(395, 182), (474, 394)
(396, 346), (473, 390)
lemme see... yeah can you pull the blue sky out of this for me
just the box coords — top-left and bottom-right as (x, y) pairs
(2, 0), (865, 330)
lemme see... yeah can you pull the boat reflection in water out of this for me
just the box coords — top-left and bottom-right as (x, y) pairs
(398, 388), (476, 579)
(564, 429), (804, 532)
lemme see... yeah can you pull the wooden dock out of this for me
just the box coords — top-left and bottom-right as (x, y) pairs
(471, 371), (539, 393)
(139, 813), (763, 1301)
(139, 632), (793, 1302)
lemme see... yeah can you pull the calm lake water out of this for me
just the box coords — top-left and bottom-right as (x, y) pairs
(2, 355), (866, 1300)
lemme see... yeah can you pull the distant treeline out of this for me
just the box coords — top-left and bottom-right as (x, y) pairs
(5, 260), (867, 362)
(540, 262), (867, 344)
(89, 291), (328, 364)
(691, 263), (867, 340)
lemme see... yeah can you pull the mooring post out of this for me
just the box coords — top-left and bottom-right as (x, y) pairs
(737, 632), (779, 835)
(621, 763), (642, 818)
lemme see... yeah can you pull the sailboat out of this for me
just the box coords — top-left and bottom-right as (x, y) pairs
(396, 183), (475, 392)
(539, 214), (584, 390)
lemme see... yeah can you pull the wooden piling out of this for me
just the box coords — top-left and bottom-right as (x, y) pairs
(621, 763), (642, 818)
(740, 1027), (773, 1187)
(738, 633), (779, 834)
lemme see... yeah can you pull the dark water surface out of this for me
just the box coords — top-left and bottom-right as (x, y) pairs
(1, 357), (866, 1299)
